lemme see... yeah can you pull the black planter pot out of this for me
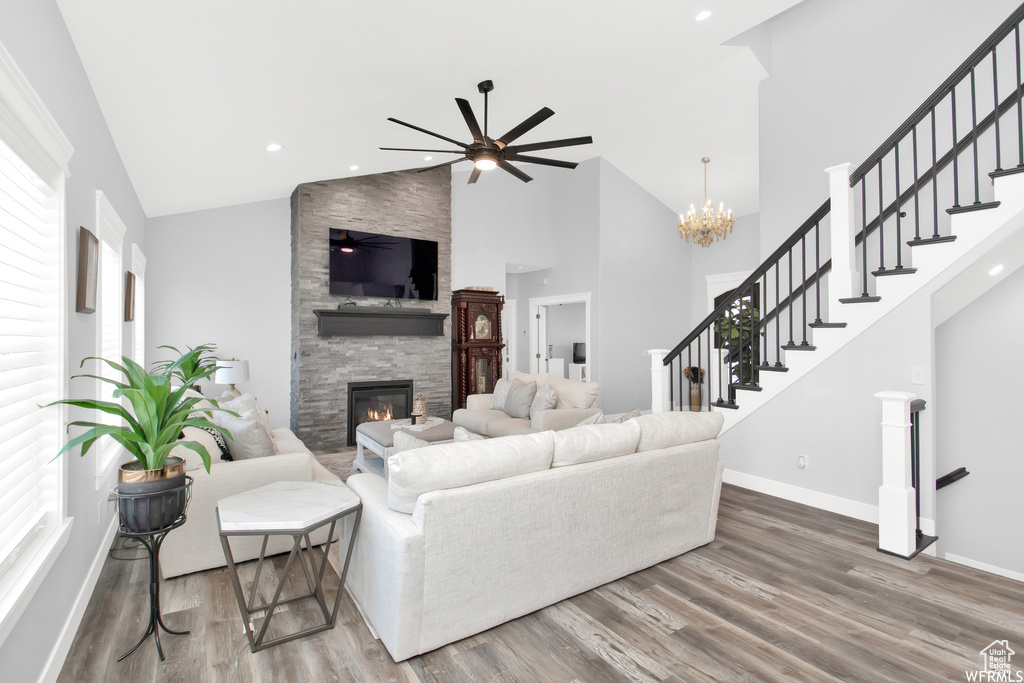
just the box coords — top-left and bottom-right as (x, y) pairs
(117, 457), (190, 533)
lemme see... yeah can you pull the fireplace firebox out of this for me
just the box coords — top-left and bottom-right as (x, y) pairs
(346, 380), (414, 446)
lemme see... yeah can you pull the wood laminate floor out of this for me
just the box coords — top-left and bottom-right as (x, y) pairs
(56, 483), (1024, 682)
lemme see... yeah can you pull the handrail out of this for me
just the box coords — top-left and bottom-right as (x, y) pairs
(851, 1), (1024, 184)
(664, 199), (830, 363)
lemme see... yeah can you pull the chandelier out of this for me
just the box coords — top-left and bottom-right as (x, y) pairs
(678, 157), (733, 248)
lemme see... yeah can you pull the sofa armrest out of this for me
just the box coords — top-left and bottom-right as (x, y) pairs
(466, 393), (493, 410)
(531, 407), (602, 432)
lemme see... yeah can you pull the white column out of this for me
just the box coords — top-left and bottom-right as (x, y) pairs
(875, 390), (917, 558)
(826, 162), (859, 322)
(648, 349), (670, 413)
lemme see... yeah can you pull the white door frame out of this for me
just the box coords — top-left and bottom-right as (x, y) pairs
(528, 292), (591, 378)
(502, 299), (517, 376)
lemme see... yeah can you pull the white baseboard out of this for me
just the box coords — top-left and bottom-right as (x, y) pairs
(39, 513), (119, 683)
(723, 469), (879, 524)
(943, 553), (1024, 584)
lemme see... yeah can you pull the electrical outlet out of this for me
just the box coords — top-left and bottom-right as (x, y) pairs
(797, 455), (808, 470)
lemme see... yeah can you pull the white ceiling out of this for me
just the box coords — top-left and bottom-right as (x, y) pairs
(56, 0), (803, 218)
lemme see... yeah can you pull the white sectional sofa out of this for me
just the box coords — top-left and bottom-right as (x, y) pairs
(160, 427), (339, 578)
(342, 410), (725, 662)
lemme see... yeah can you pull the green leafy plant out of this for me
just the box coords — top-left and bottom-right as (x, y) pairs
(714, 298), (760, 385)
(47, 351), (233, 473)
(151, 343), (219, 388)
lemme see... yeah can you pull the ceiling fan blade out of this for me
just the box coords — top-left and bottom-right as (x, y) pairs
(495, 107), (555, 148)
(455, 98), (485, 144)
(504, 136), (593, 154)
(468, 167), (482, 184)
(387, 117), (469, 149)
(505, 154), (578, 169)
(417, 158), (467, 173)
(498, 160), (533, 183)
(379, 147), (465, 153)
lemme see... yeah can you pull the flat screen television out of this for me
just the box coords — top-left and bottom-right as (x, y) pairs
(329, 229), (438, 300)
(573, 342), (586, 364)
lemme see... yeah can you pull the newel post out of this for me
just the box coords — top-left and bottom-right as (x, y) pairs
(875, 391), (917, 558)
(648, 349), (670, 413)
(826, 162), (859, 322)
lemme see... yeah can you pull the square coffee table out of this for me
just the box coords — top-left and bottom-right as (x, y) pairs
(355, 417), (457, 476)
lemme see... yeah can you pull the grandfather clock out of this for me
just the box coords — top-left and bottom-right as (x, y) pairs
(452, 289), (505, 411)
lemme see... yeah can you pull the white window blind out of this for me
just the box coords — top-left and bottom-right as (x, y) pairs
(0, 135), (60, 582)
(131, 244), (145, 367)
(94, 192), (125, 484)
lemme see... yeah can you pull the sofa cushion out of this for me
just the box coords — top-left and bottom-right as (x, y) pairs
(547, 374), (600, 409)
(510, 371), (552, 389)
(486, 418), (538, 438)
(489, 378), (511, 411)
(452, 408), (507, 435)
(213, 408), (276, 460)
(394, 430), (429, 453)
(454, 426), (486, 441)
(634, 411), (724, 452)
(503, 378), (537, 419)
(551, 420), (641, 467)
(387, 432), (555, 513)
(529, 385), (558, 418)
(271, 428), (312, 456)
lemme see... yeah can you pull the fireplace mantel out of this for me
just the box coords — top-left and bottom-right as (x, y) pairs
(313, 307), (449, 337)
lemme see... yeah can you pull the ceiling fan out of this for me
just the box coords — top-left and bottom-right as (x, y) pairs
(381, 80), (593, 184)
(330, 230), (398, 253)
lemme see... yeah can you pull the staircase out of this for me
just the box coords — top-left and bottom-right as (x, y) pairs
(658, 3), (1024, 434)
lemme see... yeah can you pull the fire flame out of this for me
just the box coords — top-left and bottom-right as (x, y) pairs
(367, 403), (394, 421)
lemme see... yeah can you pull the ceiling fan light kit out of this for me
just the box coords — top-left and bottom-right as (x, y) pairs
(678, 156), (734, 248)
(381, 80), (593, 184)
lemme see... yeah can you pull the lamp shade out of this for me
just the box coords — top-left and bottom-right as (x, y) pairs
(214, 360), (249, 385)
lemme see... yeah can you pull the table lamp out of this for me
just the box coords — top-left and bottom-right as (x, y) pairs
(214, 359), (249, 399)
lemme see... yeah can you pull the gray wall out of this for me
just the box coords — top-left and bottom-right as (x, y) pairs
(687, 213), (761, 322)
(754, 0), (1021, 258)
(0, 1), (147, 681)
(291, 168), (452, 450)
(545, 302), (586, 367)
(146, 198), (292, 425)
(935, 265), (1024, 576)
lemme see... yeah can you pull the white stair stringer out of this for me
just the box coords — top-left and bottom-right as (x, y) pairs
(719, 171), (1024, 434)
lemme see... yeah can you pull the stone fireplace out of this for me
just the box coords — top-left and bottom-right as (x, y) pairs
(290, 167), (452, 451)
(346, 380), (413, 446)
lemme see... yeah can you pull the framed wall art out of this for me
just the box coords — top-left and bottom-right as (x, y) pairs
(75, 226), (98, 313)
(124, 271), (135, 322)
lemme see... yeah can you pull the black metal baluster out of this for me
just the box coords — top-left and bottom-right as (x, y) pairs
(787, 250), (795, 346)
(932, 108), (941, 237)
(762, 275), (770, 366)
(994, 48), (1003, 172)
(877, 160), (886, 272)
(704, 330), (710, 411)
(1017, 25), (1023, 168)
(970, 67), (980, 205)
(668, 357), (674, 412)
(800, 235), (809, 345)
(813, 222), (823, 324)
(685, 345), (692, 411)
(774, 262), (782, 367)
(912, 126), (921, 241)
(894, 145), (904, 268)
(862, 180), (870, 294)
(952, 85), (961, 208)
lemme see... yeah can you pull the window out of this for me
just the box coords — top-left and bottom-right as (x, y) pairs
(0, 39), (74, 645)
(94, 192), (126, 486)
(131, 244), (145, 367)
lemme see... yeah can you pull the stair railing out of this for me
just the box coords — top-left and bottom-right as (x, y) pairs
(663, 1), (1024, 413)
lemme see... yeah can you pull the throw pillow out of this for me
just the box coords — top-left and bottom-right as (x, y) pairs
(453, 426), (486, 441)
(503, 378), (537, 420)
(393, 430), (429, 453)
(212, 408), (276, 460)
(529, 385), (558, 419)
(217, 387), (241, 402)
(612, 408), (642, 423)
(574, 411), (605, 427)
(169, 426), (222, 472)
(489, 378), (511, 411)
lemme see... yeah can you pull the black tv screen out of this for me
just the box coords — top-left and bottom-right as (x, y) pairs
(329, 229), (438, 300)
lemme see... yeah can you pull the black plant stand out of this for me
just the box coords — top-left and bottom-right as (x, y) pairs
(115, 477), (193, 662)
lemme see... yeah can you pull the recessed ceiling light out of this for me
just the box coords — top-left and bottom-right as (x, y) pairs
(266, 143), (282, 152)
(989, 263), (1005, 276)
(424, 156), (433, 162)
(695, 10), (712, 21)
(350, 165), (359, 171)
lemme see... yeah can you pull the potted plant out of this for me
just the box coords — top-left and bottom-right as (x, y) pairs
(714, 296), (761, 388)
(48, 346), (232, 532)
(151, 343), (219, 393)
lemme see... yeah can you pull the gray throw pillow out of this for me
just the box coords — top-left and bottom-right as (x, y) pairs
(575, 411), (605, 427)
(213, 409), (276, 460)
(529, 385), (558, 419)
(613, 408), (642, 423)
(393, 430), (429, 453)
(490, 378), (511, 410)
(453, 426), (486, 441)
(503, 378), (537, 420)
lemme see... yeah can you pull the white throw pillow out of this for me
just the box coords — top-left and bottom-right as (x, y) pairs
(634, 411), (724, 452)
(503, 378), (537, 419)
(552, 420), (641, 467)
(611, 408), (642, 423)
(393, 430), (429, 453)
(182, 388), (215, 412)
(529, 385), (558, 418)
(220, 393), (268, 428)
(489, 378), (511, 411)
(453, 426), (486, 441)
(169, 426), (221, 472)
(213, 408), (276, 460)
(574, 411), (605, 426)
(547, 374), (600, 409)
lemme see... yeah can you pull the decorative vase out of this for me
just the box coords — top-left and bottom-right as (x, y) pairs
(117, 456), (189, 533)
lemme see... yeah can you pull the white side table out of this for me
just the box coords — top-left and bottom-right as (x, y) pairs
(216, 481), (361, 652)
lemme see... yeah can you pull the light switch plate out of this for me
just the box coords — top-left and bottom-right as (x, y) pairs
(910, 366), (925, 385)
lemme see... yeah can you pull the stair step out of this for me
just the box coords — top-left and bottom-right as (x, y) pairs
(839, 295), (882, 304)
(908, 235), (957, 247)
(730, 383), (762, 392)
(712, 399), (740, 410)
(757, 363), (789, 372)
(808, 321), (847, 328)
(988, 166), (1024, 179)
(781, 343), (817, 351)
(947, 200), (1000, 215)
(872, 266), (918, 277)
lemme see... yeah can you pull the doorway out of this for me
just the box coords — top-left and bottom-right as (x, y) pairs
(528, 292), (591, 381)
